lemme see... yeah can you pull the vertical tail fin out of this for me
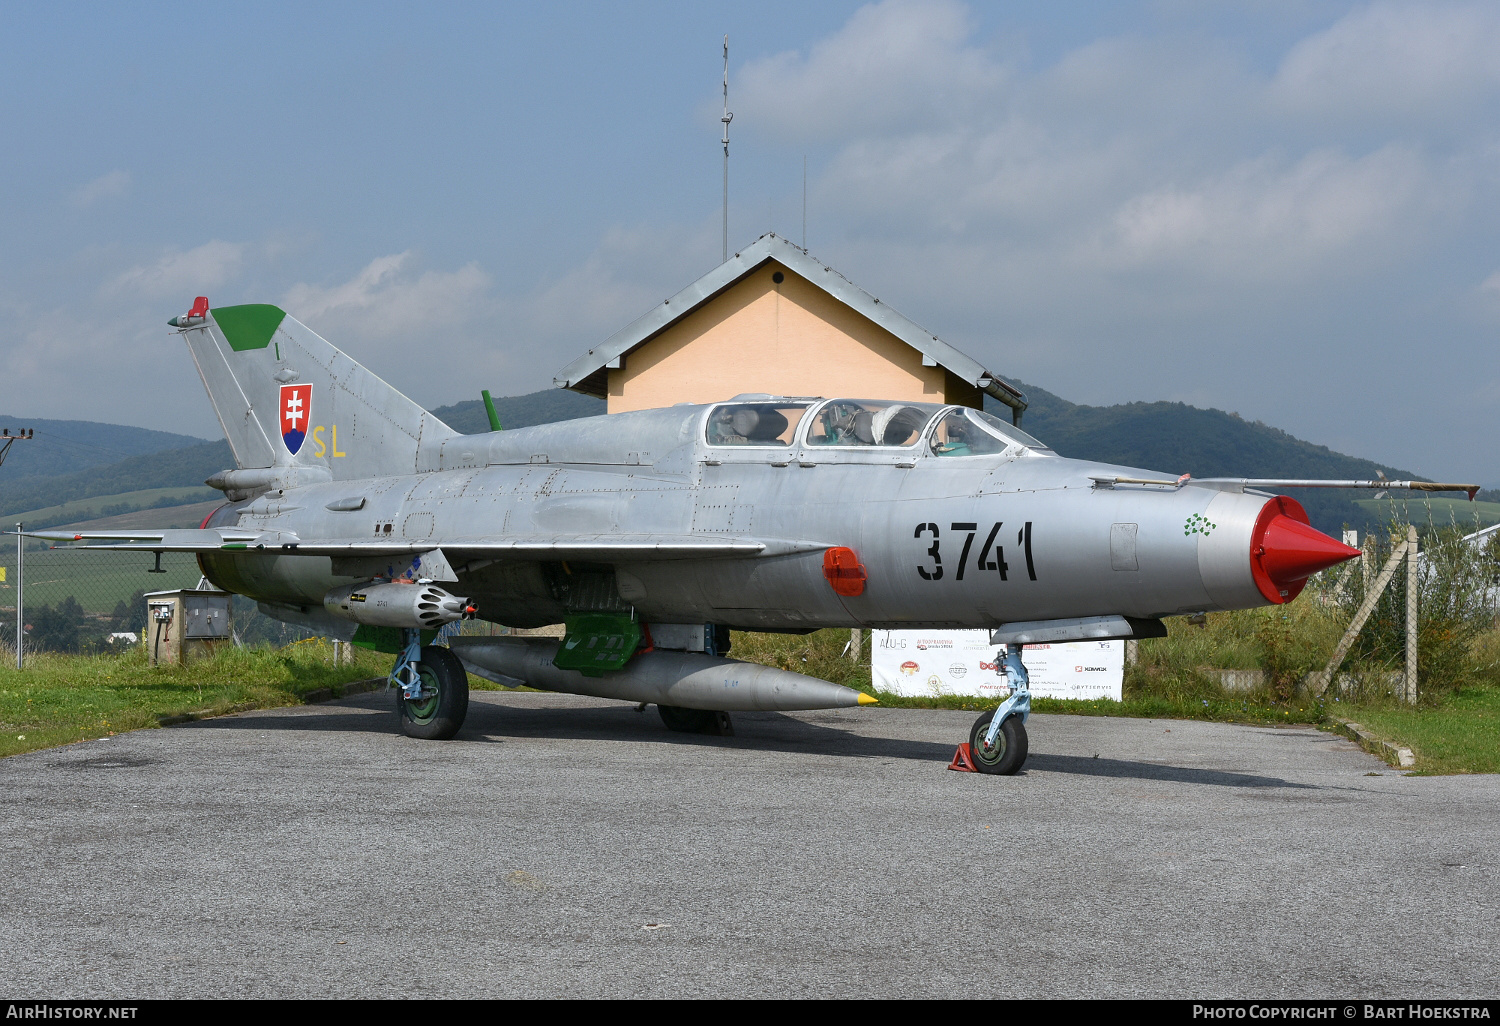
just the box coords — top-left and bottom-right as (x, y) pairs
(175, 301), (458, 480)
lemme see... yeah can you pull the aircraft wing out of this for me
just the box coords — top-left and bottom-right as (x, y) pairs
(28, 528), (822, 561)
(29, 528), (267, 549)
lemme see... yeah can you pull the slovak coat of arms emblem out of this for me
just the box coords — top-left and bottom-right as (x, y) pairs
(280, 383), (311, 456)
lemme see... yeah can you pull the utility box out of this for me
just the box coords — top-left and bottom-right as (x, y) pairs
(145, 589), (232, 667)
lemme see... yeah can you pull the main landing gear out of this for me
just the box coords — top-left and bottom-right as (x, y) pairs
(970, 644), (1031, 775)
(392, 627), (469, 740)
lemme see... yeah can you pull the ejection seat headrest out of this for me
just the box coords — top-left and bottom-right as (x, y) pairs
(875, 405), (924, 446)
(731, 409), (761, 437)
(746, 408), (789, 440)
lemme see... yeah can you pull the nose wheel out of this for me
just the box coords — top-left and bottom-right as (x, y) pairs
(969, 711), (1027, 774)
(967, 642), (1031, 775)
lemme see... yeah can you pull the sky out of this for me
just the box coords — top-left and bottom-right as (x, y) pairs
(1, 1), (1498, 482)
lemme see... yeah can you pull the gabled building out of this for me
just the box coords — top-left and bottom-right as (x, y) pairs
(554, 233), (1028, 423)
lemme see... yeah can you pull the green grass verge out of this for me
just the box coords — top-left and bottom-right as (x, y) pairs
(1334, 685), (1500, 775)
(729, 628), (1326, 725)
(0, 641), (390, 759)
(4, 625), (1490, 773)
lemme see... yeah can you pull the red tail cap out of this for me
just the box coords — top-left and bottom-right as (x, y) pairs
(1250, 496), (1361, 604)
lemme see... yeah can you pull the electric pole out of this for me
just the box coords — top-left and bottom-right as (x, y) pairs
(722, 35), (733, 264)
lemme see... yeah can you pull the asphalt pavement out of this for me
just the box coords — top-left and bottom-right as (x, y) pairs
(1, 690), (1496, 999)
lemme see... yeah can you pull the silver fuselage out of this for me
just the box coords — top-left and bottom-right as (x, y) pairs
(199, 403), (1278, 631)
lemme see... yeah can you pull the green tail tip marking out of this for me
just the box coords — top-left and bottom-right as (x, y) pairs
(213, 304), (287, 352)
(482, 390), (502, 432)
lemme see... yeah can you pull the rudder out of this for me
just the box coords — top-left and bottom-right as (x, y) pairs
(175, 299), (459, 481)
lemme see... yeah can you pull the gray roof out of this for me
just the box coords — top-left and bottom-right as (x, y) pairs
(553, 233), (1026, 416)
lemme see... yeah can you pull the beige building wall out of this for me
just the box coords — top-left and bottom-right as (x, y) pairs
(606, 262), (981, 413)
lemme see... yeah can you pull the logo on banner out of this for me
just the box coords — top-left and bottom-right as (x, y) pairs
(280, 384), (311, 456)
(900, 661), (919, 676)
(949, 664), (967, 678)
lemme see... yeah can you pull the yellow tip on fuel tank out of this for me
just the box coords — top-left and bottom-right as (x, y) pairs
(857, 693), (879, 705)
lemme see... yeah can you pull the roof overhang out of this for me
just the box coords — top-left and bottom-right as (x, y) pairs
(553, 232), (1027, 420)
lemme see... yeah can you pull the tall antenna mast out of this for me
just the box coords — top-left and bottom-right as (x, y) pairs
(721, 35), (733, 264)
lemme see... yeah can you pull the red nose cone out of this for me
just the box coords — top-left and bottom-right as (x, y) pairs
(1250, 496), (1361, 604)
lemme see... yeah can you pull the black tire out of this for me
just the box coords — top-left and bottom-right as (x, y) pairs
(658, 705), (732, 736)
(969, 710), (1028, 775)
(397, 645), (469, 740)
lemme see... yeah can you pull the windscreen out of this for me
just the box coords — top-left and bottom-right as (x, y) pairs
(968, 409), (1050, 450)
(930, 408), (1052, 456)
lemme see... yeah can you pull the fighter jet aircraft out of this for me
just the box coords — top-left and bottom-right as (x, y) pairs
(36, 299), (1477, 774)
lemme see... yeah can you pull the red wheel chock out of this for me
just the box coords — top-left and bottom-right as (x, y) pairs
(948, 743), (978, 772)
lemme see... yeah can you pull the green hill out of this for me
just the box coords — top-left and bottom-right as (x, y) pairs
(5, 487), (221, 532)
(0, 440), (232, 521)
(990, 383), (1433, 537)
(0, 417), (206, 481)
(431, 389), (603, 434)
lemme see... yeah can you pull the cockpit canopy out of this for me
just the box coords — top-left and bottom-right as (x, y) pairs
(705, 402), (809, 446)
(703, 399), (1052, 456)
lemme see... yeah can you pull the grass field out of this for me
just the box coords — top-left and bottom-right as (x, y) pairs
(1, 623), (1491, 773)
(1335, 686), (1500, 774)
(730, 627), (1494, 770)
(1355, 496), (1500, 531)
(0, 641), (393, 760)
(7, 486), (218, 529)
(0, 551), (202, 614)
(729, 628), (1327, 724)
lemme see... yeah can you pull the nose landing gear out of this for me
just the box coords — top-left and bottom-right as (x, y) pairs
(970, 644), (1031, 775)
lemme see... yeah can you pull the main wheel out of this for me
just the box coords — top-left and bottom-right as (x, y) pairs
(658, 705), (733, 736)
(969, 711), (1028, 775)
(397, 645), (470, 740)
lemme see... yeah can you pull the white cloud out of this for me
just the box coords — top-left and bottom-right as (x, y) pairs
(108, 240), (246, 301)
(282, 251), (490, 338)
(726, 0), (1500, 480)
(71, 170), (131, 209)
(1272, 2), (1500, 124)
(736, 0), (1003, 140)
(514, 223), (718, 344)
(1093, 144), (1447, 279)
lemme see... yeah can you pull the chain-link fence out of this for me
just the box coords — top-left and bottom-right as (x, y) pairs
(0, 535), (518, 661)
(0, 537), (323, 658)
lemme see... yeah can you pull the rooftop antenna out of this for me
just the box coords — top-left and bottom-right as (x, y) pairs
(802, 155), (807, 250)
(721, 35), (733, 264)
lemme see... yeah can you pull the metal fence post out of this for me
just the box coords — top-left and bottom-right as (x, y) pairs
(15, 522), (22, 670)
(1406, 523), (1418, 704)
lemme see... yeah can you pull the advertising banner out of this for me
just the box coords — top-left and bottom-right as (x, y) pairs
(870, 629), (1123, 701)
